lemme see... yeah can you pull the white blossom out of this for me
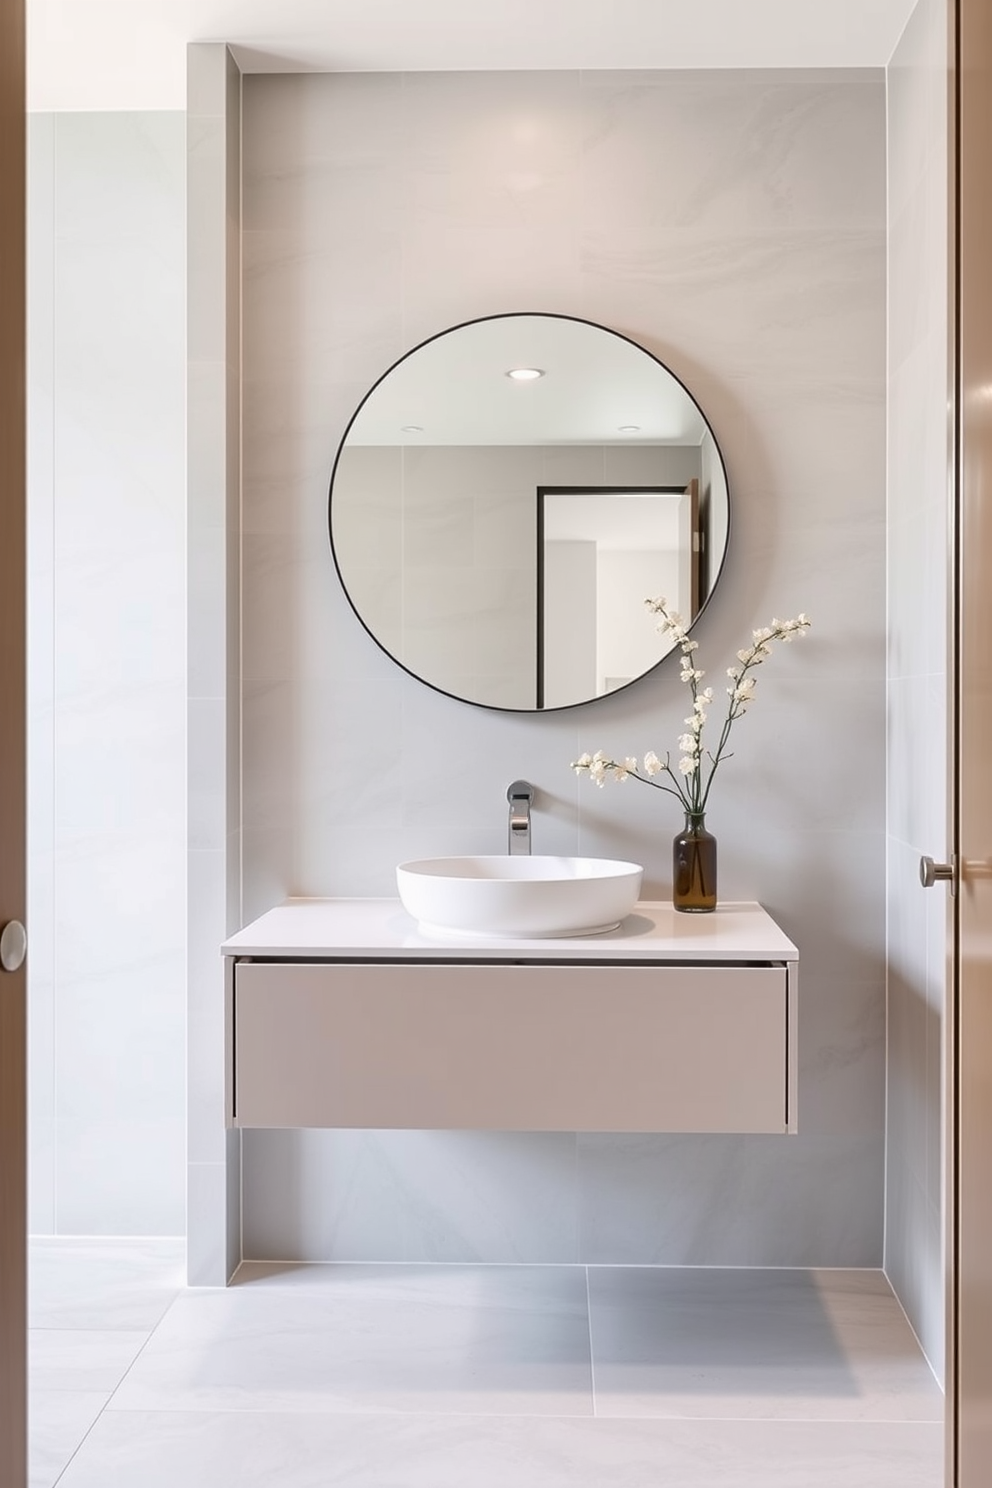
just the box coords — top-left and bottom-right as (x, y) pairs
(570, 599), (811, 818)
(588, 753), (609, 785)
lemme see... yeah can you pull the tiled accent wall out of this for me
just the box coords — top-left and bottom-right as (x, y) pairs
(233, 68), (889, 1267)
(26, 111), (187, 1235)
(186, 44), (243, 1286)
(885, 0), (949, 1382)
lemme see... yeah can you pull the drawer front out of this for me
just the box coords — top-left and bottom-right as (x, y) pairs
(233, 961), (790, 1133)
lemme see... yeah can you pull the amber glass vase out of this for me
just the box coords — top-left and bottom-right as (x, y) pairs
(672, 811), (717, 912)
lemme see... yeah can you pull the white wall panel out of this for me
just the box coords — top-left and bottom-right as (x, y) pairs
(27, 111), (187, 1236)
(885, 0), (949, 1384)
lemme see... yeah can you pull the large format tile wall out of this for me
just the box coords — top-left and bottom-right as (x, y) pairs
(885, 0), (949, 1380)
(237, 68), (889, 1265)
(26, 112), (187, 1235)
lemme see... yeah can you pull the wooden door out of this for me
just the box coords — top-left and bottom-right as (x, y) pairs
(0, 0), (27, 1481)
(954, 0), (992, 1478)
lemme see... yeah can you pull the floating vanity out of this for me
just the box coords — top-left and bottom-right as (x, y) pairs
(222, 899), (798, 1135)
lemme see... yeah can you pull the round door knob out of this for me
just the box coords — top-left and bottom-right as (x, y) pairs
(0, 919), (27, 973)
(920, 856), (954, 889)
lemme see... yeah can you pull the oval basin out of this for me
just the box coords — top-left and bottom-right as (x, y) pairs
(396, 855), (643, 939)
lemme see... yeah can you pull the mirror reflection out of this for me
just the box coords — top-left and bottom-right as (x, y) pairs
(329, 313), (730, 711)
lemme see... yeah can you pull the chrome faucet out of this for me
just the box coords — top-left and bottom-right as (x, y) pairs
(506, 780), (534, 855)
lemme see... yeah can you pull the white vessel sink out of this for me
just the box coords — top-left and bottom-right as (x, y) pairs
(396, 855), (643, 939)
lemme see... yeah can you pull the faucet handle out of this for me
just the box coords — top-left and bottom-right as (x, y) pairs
(507, 781), (534, 855)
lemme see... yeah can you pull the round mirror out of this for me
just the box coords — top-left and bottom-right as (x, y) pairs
(328, 313), (730, 711)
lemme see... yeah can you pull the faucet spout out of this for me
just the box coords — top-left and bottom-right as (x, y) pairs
(506, 780), (535, 855)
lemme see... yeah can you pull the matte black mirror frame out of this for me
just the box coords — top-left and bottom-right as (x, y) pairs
(327, 311), (732, 713)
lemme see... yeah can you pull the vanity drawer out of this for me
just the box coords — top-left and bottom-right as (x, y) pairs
(231, 960), (792, 1133)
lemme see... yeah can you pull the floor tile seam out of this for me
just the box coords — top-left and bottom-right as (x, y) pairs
(28, 1386), (114, 1402)
(97, 1316), (178, 1413)
(28, 1234), (186, 1243)
(27, 1296), (185, 1331)
(29, 1326), (161, 1400)
(92, 1398), (942, 1424)
(585, 1264), (598, 1418)
(589, 1412), (945, 1425)
(233, 1262), (892, 1271)
(235, 1261), (595, 1274)
(29, 1324), (153, 1334)
(54, 1404), (946, 1428)
(47, 1399), (115, 1488)
(100, 1403), (600, 1420)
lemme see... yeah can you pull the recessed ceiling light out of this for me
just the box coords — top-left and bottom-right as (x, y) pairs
(618, 424), (641, 433)
(400, 424), (424, 433)
(505, 367), (545, 381)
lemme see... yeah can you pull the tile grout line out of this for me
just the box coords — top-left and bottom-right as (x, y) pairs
(880, 1264), (945, 1393)
(585, 1265), (598, 1417)
(36, 1286), (184, 1487)
(49, 1404), (110, 1488)
(41, 1313), (161, 1486)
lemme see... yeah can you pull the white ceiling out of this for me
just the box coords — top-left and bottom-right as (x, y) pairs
(28, 0), (918, 112)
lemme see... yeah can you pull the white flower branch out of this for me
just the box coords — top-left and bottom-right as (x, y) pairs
(571, 599), (811, 817)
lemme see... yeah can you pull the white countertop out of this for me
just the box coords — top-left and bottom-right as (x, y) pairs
(222, 898), (798, 962)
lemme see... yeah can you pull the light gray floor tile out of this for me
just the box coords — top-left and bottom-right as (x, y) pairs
(109, 1264), (594, 1418)
(29, 1248), (944, 1488)
(29, 1390), (109, 1488)
(29, 1237), (185, 1329)
(30, 1329), (148, 1391)
(54, 1409), (944, 1488)
(588, 1266), (943, 1420)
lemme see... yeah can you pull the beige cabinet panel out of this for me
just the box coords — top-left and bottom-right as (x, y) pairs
(232, 961), (791, 1133)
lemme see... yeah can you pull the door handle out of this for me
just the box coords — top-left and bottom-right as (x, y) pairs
(920, 856), (956, 892)
(0, 919), (26, 972)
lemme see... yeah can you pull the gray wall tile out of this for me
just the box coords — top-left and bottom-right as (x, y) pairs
(235, 68), (888, 1267)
